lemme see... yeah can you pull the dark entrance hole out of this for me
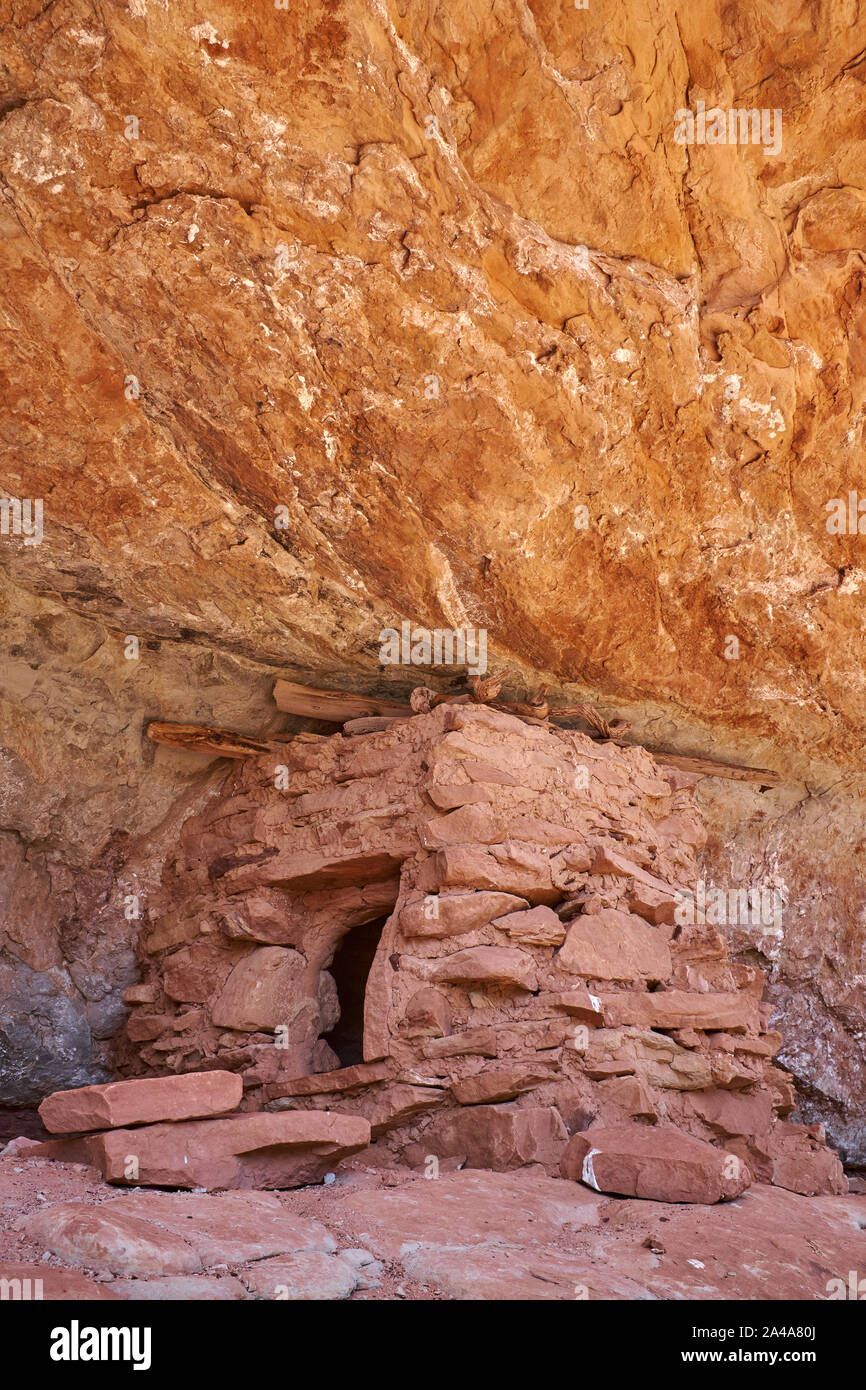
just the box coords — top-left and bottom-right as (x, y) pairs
(323, 914), (388, 1068)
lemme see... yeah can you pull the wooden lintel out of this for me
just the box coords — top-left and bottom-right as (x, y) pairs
(146, 722), (278, 759)
(571, 729), (780, 784)
(273, 679), (412, 721)
(148, 714), (781, 785)
(140, 678), (781, 788)
(635, 747), (782, 786)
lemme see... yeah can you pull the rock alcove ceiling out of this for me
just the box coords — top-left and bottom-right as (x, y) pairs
(0, 0), (865, 1170)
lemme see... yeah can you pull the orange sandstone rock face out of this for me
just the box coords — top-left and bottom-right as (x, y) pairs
(1, 0), (866, 1163)
(2, 0), (865, 763)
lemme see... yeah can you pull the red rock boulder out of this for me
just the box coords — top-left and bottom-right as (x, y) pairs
(38, 1071), (243, 1135)
(561, 1124), (751, 1203)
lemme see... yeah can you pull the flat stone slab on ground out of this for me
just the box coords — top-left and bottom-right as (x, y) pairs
(31, 1111), (371, 1190)
(240, 1251), (361, 1300)
(111, 1190), (336, 1263)
(25, 1203), (203, 1277)
(325, 1168), (603, 1258)
(25, 1190), (338, 1277)
(112, 1275), (248, 1300)
(398, 1241), (653, 1300)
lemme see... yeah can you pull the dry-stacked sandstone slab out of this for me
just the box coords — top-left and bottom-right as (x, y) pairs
(30, 1070), (370, 1190)
(99, 702), (845, 1200)
(33, 1110), (371, 1191)
(38, 1071), (242, 1134)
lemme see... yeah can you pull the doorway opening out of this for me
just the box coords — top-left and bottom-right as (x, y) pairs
(322, 914), (388, 1068)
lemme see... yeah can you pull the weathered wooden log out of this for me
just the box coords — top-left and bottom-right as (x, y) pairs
(632, 748), (782, 786)
(273, 679), (412, 720)
(575, 733), (779, 784)
(470, 674), (504, 703)
(146, 722), (277, 759)
(547, 703), (634, 737)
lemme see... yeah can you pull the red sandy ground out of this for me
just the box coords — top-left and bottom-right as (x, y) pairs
(1, 1149), (865, 1301)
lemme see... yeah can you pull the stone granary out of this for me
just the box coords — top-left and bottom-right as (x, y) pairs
(44, 697), (834, 1199)
(6, 0), (866, 1214)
